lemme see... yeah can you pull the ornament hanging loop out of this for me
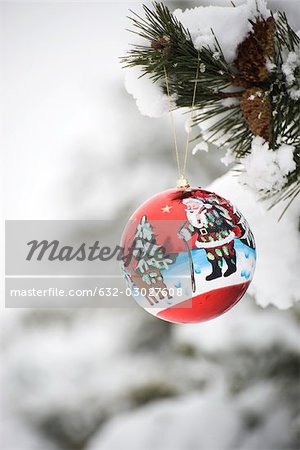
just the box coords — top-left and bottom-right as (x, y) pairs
(164, 53), (200, 188)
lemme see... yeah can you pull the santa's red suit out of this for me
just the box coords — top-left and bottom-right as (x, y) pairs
(178, 197), (241, 281)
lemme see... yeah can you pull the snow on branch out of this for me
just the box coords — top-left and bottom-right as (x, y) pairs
(122, 1), (300, 211)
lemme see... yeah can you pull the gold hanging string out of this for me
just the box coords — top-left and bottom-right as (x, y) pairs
(163, 65), (181, 179)
(183, 52), (200, 179)
(163, 52), (200, 187)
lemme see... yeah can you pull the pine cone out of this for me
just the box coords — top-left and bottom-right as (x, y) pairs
(151, 35), (171, 57)
(241, 87), (272, 141)
(251, 16), (276, 57)
(235, 17), (275, 83)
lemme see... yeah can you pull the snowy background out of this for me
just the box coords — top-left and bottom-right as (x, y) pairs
(1, 1), (300, 449)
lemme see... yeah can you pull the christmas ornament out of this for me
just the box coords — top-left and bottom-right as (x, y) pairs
(121, 187), (256, 324)
(121, 4), (257, 323)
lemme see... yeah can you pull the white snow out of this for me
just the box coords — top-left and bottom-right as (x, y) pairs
(282, 50), (300, 100)
(266, 58), (276, 71)
(125, 0), (270, 119)
(220, 97), (240, 107)
(173, 297), (300, 353)
(276, 143), (297, 173)
(199, 62), (206, 73)
(184, 117), (193, 133)
(192, 141), (209, 155)
(282, 51), (300, 84)
(208, 170), (300, 309)
(124, 67), (176, 118)
(221, 147), (236, 166)
(174, 0), (270, 62)
(87, 381), (292, 450)
(240, 137), (296, 193)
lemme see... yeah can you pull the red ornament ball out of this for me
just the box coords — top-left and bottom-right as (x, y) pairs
(121, 187), (256, 324)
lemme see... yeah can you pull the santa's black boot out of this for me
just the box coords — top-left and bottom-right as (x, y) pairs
(206, 260), (222, 281)
(224, 255), (237, 277)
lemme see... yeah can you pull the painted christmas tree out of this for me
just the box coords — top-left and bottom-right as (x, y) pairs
(130, 215), (174, 305)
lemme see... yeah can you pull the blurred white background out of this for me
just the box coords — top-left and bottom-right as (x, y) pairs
(2, 0), (227, 221)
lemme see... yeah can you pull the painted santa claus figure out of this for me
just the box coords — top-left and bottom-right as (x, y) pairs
(178, 196), (242, 281)
(121, 187), (256, 323)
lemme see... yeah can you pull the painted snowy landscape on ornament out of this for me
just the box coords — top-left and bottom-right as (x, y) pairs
(132, 238), (256, 316)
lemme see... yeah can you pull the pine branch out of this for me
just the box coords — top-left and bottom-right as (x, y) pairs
(122, 2), (300, 210)
(122, 2), (236, 90)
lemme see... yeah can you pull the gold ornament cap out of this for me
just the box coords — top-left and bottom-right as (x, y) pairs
(176, 176), (190, 189)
